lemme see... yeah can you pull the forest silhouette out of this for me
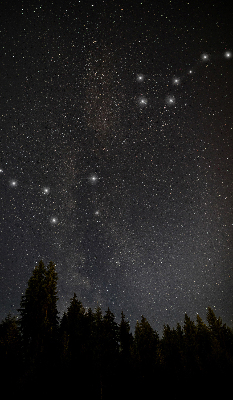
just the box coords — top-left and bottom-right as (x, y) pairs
(0, 260), (232, 399)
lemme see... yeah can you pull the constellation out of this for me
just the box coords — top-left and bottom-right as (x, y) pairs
(0, 168), (101, 226)
(135, 50), (232, 108)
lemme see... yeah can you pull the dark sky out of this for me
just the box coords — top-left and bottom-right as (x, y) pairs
(0, 0), (233, 335)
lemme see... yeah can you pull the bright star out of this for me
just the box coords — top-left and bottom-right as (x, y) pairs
(224, 51), (232, 58)
(42, 187), (50, 194)
(89, 173), (98, 184)
(165, 95), (175, 105)
(138, 96), (148, 107)
(136, 74), (145, 82)
(201, 53), (209, 61)
(50, 217), (58, 224)
(10, 180), (18, 187)
(172, 77), (180, 85)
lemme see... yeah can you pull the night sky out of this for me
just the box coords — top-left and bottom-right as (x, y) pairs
(1, 0), (233, 335)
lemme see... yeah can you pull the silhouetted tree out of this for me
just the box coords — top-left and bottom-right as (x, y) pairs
(59, 294), (92, 394)
(160, 322), (184, 375)
(92, 305), (104, 368)
(2, 257), (233, 398)
(61, 293), (85, 358)
(195, 314), (212, 373)
(90, 306), (119, 399)
(207, 307), (223, 336)
(18, 260), (59, 372)
(103, 308), (119, 365)
(119, 311), (133, 358)
(206, 307), (233, 379)
(183, 313), (202, 380)
(117, 311), (133, 397)
(133, 315), (159, 396)
(103, 307), (119, 358)
(134, 315), (159, 368)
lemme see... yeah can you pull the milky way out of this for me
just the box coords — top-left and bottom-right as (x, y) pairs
(0, 0), (233, 335)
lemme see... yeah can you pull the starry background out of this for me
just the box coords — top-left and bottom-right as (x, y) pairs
(0, 0), (233, 335)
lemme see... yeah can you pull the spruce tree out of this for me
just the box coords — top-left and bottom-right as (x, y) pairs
(18, 260), (59, 364)
(134, 316), (159, 373)
(133, 316), (159, 397)
(64, 293), (85, 362)
(119, 311), (132, 357)
(206, 307), (222, 337)
(206, 307), (233, 377)
(196, 314), (212, 372)
(134, 315), (159, 366)
(161, 323), (184, 377)
(103, 307), (119, 358)
(183, 313), (198, 376)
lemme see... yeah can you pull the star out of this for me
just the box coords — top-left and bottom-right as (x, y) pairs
(136, 74), (145, 82)
(50, 217), (58, 224)
(42, 187), (50, 194)
(9, 180), (18, 187)
(88, 174), (98, 184)
(172, 77), (180, 85)
(201, 53), (209, 61)
(165, 95), (175, 105)
(138, 96), (148, 107)
(224, 51), (232, 58)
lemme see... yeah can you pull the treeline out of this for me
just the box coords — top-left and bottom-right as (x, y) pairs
(0, 260), (233, 398)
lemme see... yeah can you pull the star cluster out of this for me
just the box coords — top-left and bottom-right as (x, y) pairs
(0, 0), (233, 334)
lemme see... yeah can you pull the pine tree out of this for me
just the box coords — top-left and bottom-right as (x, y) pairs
(183, 313), (198, 376)
(103, 307), (119, 356)
(134, 316), (159, 374)
(206, 307), (223, 338)
(118, 311), (133, 391)
(63, 293), (85, 361)
(196, 314), (212, 372)
(134, 315), (159, 365)
(18, 260), (59, 364)
(133, 316), (159, 397)
(67, 293), (85, 321)
(119, 311), (132, 357)
(44, 261), (59, 332)
(206, 307), (233, 377)
(59, 294), (92, 394)
(102, 307), (119, 373)
(160, 322), (184, 376)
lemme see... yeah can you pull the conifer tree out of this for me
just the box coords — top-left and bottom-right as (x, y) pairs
(196, 314), (212, 372)
(101, 308), (119, 398)
(44, 261), (59, 330)
(119, 311), (132, 357)
(118, 311), (133, 386)
(161, 322), (184, 376)
(63, 293), (85, 361)
(18, 260), (59, 363)
(206, 307), (233, 376)
(183, 313), (198, 376)
(134, 315), (159, 375)
(206, 307), (222, 337)
(133, 316), (159, 397)
(103, 307), (119, 356)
